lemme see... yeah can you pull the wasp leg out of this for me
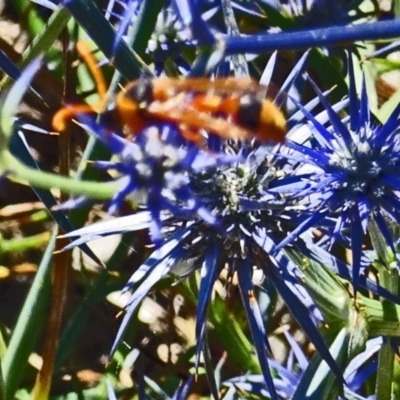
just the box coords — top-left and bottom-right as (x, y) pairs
(76, 41), (107, 103)
(52, 104), (97, 132)
(179, 126), (206, 147)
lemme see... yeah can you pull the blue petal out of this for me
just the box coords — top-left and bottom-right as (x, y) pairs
(124, 228), (190, 290)
(380, 195), (400, 223)
(307, 76), (352, 145)
(112, 255), (173, 354)
(299, 239), (400, 305)
(347, 51), (360, 132)
(350, 206), (363, 292)
(278, 50), (310, 105)
(108, 178), (137, 215)
(359, 76), (370, 130)
(289, 96), (336, 149)
(113, 0), (140, 55)
(78, 115), (126, 154)
(112, 234), (189, 354)
(195, 244), (220, 369)
(274, 210), (329, 253)
(372, 211), (395, 254)
(380, 173), (400, 191)
(237, 261), (278, 400)
(286, 140), (331, 166)
(283, 330), (308, 372)
(271, 274), (345, 386)
(62, 211), (160, 239)
(377, 105), (400, 146)
(357, 196), (370, 232)
(330, 211), (347, 248)
(260, 51), (278, 86)
(172, 376), (194, 400)
(173, 0), (215, 46)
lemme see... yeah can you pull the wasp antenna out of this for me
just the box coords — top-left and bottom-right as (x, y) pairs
(52, 42), (109, 133)
(76, 41), (108, 109)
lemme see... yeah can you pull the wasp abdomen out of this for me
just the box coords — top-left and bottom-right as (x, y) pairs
(237, 94), (286, 142)
(236, 94), (262, 130)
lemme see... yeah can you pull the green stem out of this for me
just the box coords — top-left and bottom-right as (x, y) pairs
(369, 216), (399, 400)
(359, 295), (400, 337)
(3, 229), (56, 400)
(0, 232), (50, 254)
(209, 298), (260, 372)
(1, 151), (118, 200)
(376, 340), (395, 400)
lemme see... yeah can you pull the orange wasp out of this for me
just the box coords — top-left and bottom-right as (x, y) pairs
(52, 42), (287, 145)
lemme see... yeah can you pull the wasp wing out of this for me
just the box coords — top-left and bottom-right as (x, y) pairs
(147, 104), (253, 141)
(151, 77), (270, 99)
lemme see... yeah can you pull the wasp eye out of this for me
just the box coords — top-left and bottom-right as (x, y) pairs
(125, 79), (154, 107)
(237, 94), (262, 130)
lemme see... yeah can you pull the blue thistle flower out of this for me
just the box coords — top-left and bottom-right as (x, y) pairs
(108, 0), (142, 54)
(273, 52), (400, 290)
(73, 116), (238, 244)
(222, 334), (382, 399)
(147, 6), (193, 75)
(108, 0), (194, 74)
(61, 53), (353, 397)
(94, 143), (347, 399)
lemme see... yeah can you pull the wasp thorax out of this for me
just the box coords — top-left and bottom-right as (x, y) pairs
(124, 79), (154, 108)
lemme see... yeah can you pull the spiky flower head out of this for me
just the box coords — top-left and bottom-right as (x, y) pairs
(273, 53), (400, 290)
(75, 116), (240, 245)
(147, 6), (193, 75)
(63, 51), (329, 397)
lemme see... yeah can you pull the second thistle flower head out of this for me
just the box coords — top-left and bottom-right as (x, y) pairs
(177, 144), (300, 274)
(76, 116), (239, 244)
(274, 53), (400, 288)
(147, 6), (193, 75)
